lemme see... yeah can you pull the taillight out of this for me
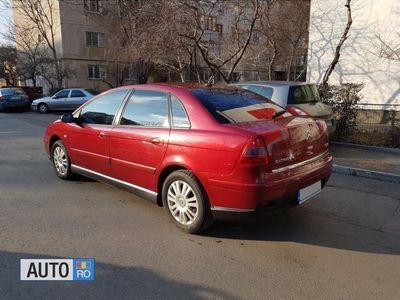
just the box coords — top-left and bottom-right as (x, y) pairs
(241, 136), (269, 164)
(316, 119), (328, 132)
(0, 96), (4, 102)
(286, 106), (310, 117)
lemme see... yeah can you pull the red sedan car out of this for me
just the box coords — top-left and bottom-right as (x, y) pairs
(44, 84), (332, 233)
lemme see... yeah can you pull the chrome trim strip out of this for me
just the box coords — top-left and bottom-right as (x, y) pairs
(71, 164), (157, 198)
(211, 206), (255, 213)
(70, 148), (109, 160)
(272, 151), (329, 174)
(111, 157), (156, 173)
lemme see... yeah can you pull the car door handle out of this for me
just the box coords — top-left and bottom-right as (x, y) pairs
(150, 137), (163, 145)
(99, 131), (106, 138)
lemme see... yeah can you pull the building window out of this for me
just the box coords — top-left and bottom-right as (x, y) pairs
(252, 31), (261, 43)
(88, 65), (107, 79)
(201, 15), (218, 31)
(86, 32), (104, 47)
(216, 24), (223, 35)
(84, 0), (102, 13)
(122, 66), (134, 80)
(295, 55), (306, 65)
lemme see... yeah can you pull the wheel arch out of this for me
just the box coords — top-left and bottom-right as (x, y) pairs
(156, 164), (188, 206)
(49, 135), (62, 157)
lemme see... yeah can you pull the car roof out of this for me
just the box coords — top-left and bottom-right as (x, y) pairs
(112, 83), (240, 94)
(232, 81), (315, 87)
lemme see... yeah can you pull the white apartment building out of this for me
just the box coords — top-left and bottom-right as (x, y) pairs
(307, 0), (400, 106)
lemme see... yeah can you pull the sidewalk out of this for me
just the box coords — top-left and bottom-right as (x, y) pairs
(329, 142), (400, 182)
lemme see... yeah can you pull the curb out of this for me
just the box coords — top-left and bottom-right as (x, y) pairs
(332, 164), (400, 183)
(330, 141), (400, 155)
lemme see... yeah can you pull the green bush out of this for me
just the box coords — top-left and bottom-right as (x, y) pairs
(386, 125), (400, 148)
(318, 83), (364, 136)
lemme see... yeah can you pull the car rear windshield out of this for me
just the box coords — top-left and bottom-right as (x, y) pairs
(0, 88), (26, 96)
(288, 84), (320, 104)
(192, 88), (285, 124)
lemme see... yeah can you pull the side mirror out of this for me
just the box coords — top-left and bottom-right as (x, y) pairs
(61, 113), (74, 123)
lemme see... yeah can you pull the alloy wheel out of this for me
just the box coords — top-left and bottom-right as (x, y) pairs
(53, 146), (68, 176)
(167, 180), (199, 225)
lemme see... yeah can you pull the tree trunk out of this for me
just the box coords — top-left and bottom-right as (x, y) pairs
(322, 0), (353, 86)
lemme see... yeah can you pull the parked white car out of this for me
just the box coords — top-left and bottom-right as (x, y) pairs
(231, 81), (336, 136)
(31, 88), (98, 113)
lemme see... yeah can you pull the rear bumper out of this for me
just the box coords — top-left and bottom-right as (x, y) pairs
(211, 177), (329, 221)
(205, 152), (333, 214)
(0, 101), (30, 109)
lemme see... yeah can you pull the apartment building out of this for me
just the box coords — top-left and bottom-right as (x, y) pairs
(307, 0), (400, 105)
(14, 0), (310, 93)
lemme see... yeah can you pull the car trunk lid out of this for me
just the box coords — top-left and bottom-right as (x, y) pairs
(227, 116), (328, 171)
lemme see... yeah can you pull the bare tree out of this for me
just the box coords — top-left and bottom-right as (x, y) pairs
(179, 0), (261, 83)
(280, 1), (310, 81)
(4, 0), (65, 87)
(1, 23), (51, 87)
(376, 33), (400, 61)
(322, 0), (353, 85)
(0, 45), (18, 86)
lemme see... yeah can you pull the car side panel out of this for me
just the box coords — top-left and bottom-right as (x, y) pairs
(109, 127), (170, 191)
(155, 128), (249, 194)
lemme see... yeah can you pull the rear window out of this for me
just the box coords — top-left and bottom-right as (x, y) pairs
(288, 84), (320, 104)
(192, 88), (285, 124)
(1, 88), (26, 96)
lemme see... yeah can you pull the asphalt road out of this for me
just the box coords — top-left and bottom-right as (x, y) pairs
(1, 111), (400, 299)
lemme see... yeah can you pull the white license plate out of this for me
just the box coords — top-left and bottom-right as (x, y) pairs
(297, 181), (321, 204)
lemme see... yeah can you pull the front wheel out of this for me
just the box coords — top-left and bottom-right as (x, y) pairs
(162, 170), (213, 233)
(51, 141), (74, 180)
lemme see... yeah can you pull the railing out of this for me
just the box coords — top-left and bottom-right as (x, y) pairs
(355, 103), (400, 132)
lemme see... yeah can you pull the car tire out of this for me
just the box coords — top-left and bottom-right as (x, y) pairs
(38, 103), (49, 113)
(162, 170), (213, 234)
(51, 140), (74, 180)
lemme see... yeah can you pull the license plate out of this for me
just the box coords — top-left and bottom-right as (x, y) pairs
(297, 181), (321, 204)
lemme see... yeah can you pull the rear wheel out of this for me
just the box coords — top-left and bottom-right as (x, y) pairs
(162, 170), (213, 233)
(51, 141), (74, 180)
(38, 103), (49, 113)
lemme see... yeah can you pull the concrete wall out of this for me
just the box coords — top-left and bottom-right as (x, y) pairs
(307, 0), (400, 106)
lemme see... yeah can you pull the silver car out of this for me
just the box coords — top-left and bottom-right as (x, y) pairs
(231, 81), (336, 136)
(31, 88), (97, 113)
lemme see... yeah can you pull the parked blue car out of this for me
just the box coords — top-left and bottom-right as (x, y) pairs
(0, 88), (30, 111)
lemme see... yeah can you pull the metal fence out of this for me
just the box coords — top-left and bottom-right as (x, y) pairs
(355, 103), (400, 132)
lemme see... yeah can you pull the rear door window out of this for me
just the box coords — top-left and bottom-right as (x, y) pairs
(119, 90), (169, 127)
(171, 95), (190, 128)
(71, 90), (86, 97)
(192, 88), (285, 124)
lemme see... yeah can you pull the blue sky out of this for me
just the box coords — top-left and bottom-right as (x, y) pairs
(0, 1), (13, 44)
